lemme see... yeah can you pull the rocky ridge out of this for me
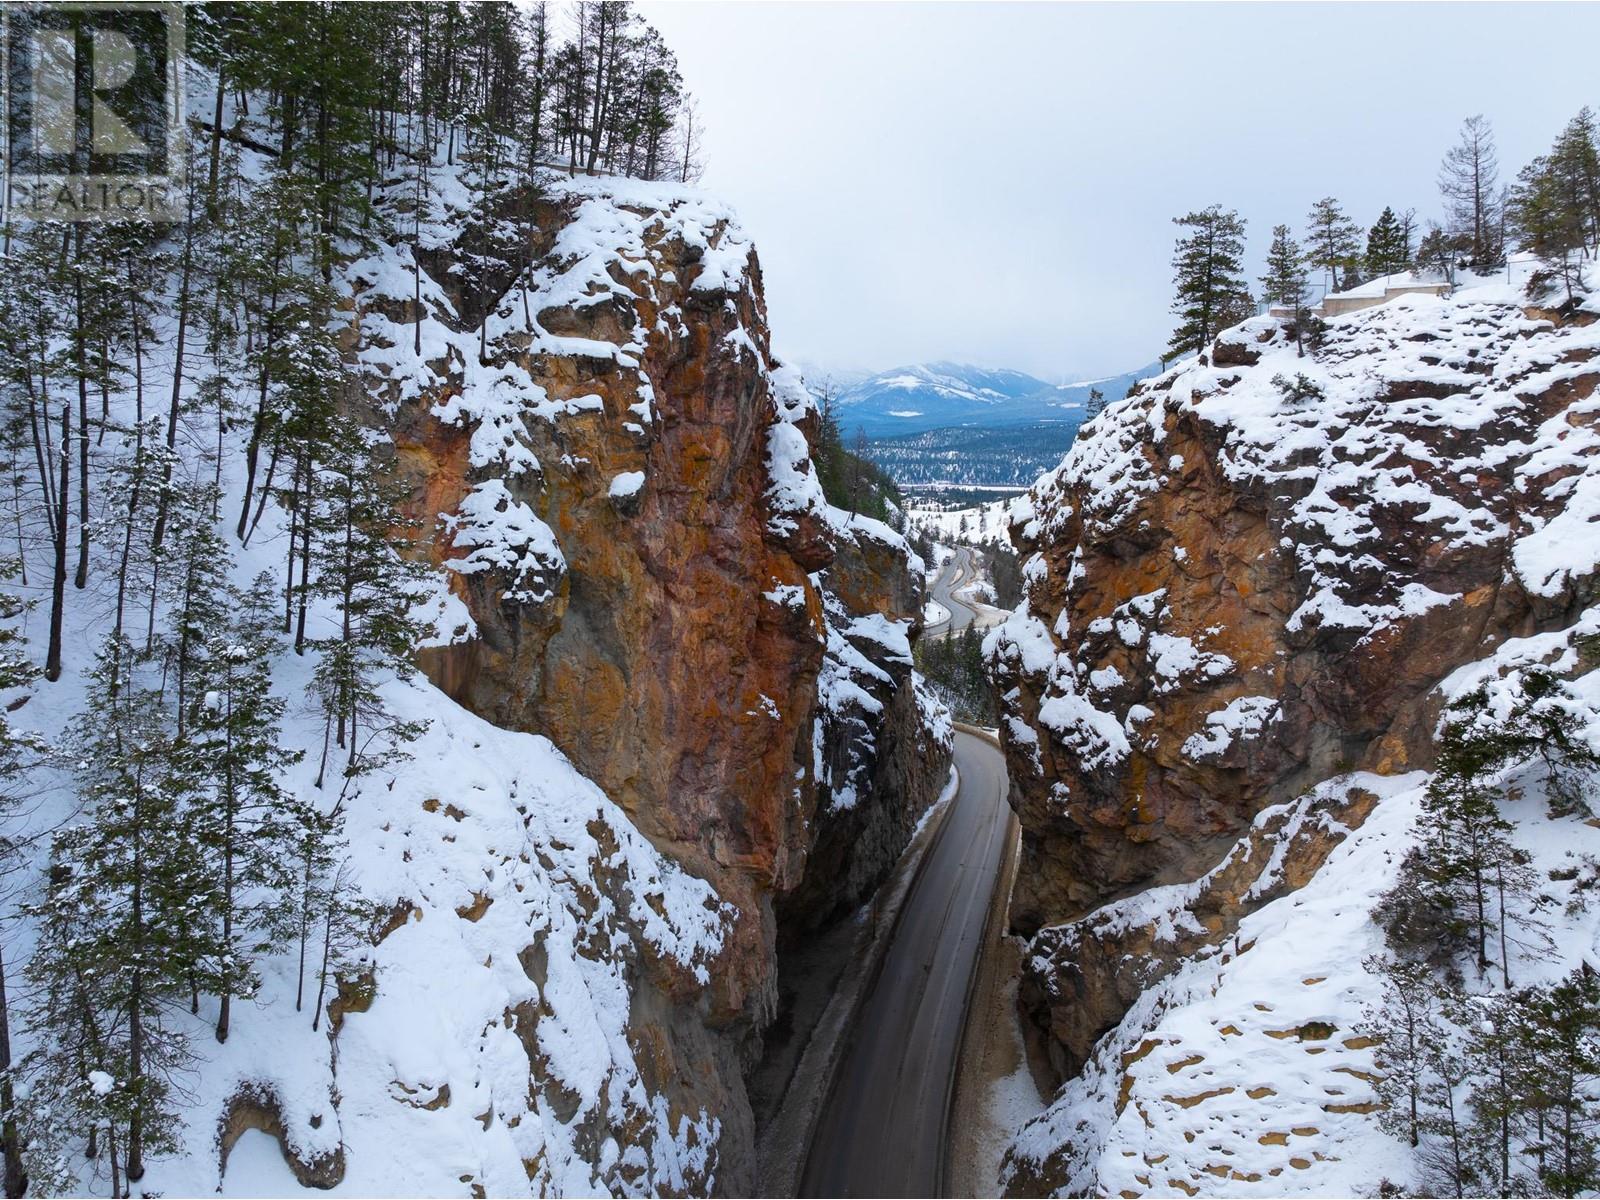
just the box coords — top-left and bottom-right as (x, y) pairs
(987, 278), (1600, 1192)
(336, 166), (948, 1195)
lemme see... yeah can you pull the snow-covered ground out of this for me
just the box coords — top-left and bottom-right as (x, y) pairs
(906, 498), (1016, 548)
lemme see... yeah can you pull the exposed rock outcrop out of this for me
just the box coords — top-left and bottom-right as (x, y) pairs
(989, 291), (1600, 1115)
(342, 170), (948, 1193)
(783, 515), (954, 933)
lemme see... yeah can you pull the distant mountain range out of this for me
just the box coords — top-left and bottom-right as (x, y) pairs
(806, 360), (1162, 438)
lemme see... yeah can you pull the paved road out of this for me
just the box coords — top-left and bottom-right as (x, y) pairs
(799, 731), (1011, 1198)
(926, 546), (981, 639)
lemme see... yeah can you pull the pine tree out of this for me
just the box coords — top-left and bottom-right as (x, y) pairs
(1521, 971), (1600, 1194)
(1549, 107), (1600, 257)
(1365, 205), (1412, 278)
(1428, 686), (1545, 982)
(1165, 205), (1251, 362)
(1511, 155), (1587, 303)
(26, 638), (224, 1189)
(1271, 373), (1324, 405)
(1360, 955), (1442, 1148)
(156, 483), (232, 738)
(1440, 115), (1504, 268)
(305, 419), (430, 788)
(1418, 1030), (1474, 1199)
(1084, 387), (1107, 419)
(0, 564), (42, 1199)
(0, 226), (75, 681)
(1260, 224), (1311, 356)
(1303, 196), (1362, 291)
(1463, 992), (1534, 1196)
(184, 572), (309, 1044)
(1504, 668), (1600, 817)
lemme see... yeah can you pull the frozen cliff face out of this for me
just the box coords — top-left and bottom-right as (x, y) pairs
(337, 161), (947, 1193)
(786, 508), (953, 933)
(989, 275), (1600, 1194)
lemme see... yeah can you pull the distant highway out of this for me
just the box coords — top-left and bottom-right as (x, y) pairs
(799, 731), (1011, 1198)
(925, 546), (982, 639)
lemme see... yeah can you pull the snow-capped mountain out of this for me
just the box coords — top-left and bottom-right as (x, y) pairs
(821, 361), (1159, 437)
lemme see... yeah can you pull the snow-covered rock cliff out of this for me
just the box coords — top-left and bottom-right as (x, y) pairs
(990, 270), (1600, 1194)
(6, 123), (949, 1195)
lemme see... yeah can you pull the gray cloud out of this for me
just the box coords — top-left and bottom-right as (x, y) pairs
(644, 1), (1599, 378)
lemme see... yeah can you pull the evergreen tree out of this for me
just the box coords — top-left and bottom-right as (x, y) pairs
(1260, 224), (1311, 356)
(1271, 373), (1324, 405)
(1365, 206), (1412, 278)
(185, 572), (309, 1043)
(1165, 205), (1251, 362)
(1377, 685), (1542, 982)
(0, 226), (76, 682)
(913, 623), (996, 724)
(1463, 992), (1533, 1195)
(0, 564), (43, 1199)
(1511, 155), (1587, 303)
(305, 421), (430, 788)
(1549, 107), (1600, 257)
(1418, 1031), (1474, 1199)
(1084, 387), (1107, 419)
(1520, 971), (1600, 1194)
(1360, 955), (1441, 1148)
(1303, 196), (1362, 291)
(1503, 668), (1600, 817)
(26, 639), (225, 1190)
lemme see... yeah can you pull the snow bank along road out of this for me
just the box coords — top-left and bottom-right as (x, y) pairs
(926, 546), (982, 639)
(799, 730), (1012, 1197)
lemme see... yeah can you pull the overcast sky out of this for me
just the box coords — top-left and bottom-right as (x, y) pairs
(642, 1), (1600, 381)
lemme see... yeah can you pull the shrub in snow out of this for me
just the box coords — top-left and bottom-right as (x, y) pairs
(1271, 371), (1326, 406)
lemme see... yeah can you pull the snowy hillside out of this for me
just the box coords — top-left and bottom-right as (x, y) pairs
(990, 263), (1600, 1196)
(864, 424), (1083, 488)
(0, 50), (956, 1194)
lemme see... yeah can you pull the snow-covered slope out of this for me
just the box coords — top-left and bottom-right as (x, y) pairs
(1, 80), (951, 1196)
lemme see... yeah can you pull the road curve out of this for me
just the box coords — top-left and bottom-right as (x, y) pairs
(926, 546), (981, 639)
(799, 730), (1011, 1198)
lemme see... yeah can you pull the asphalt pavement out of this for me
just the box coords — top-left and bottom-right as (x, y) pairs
(798, 730), (1011, 1198)
(925, 546), (981, 639)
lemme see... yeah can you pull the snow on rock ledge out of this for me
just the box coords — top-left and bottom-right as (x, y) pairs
(346, 157), (943, 1194)
(990, 280), (1600, 1194)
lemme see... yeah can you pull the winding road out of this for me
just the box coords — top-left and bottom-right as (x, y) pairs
(925, 546), (982, 639)
(799, 730), (1012, 1198)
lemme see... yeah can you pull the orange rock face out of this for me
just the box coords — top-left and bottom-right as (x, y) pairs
(353, 174), (944, 1191)
(990, 301), (1600, 1092)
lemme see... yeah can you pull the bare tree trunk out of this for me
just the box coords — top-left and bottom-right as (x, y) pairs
(217, 696), (236, 1043)
(0, 946), (28, 1198)
(295, 851), (313, 1011)
(114, 263), (147, 650)
(295, 450), (313, 653)
(312, 903), (334, 1032)
(44, 405), (69, 682)
(152, 173), (198, 554)
(71, 235), (90, 591)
